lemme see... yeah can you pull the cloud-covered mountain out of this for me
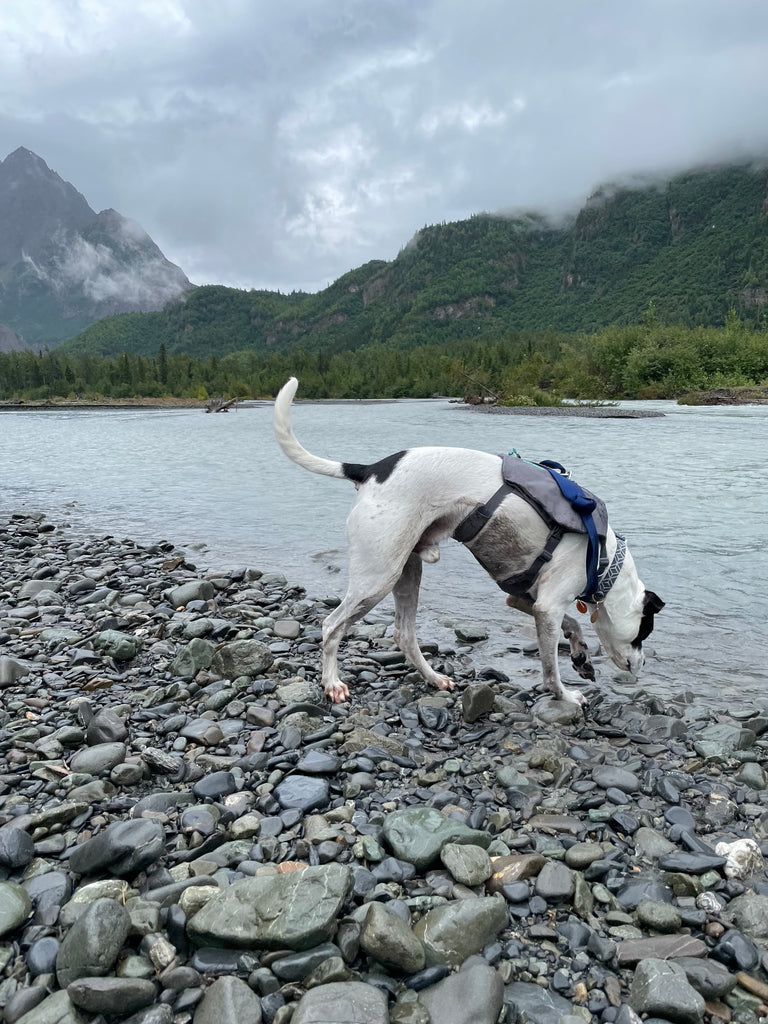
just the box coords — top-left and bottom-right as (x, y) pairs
(0, 148), (193, 347)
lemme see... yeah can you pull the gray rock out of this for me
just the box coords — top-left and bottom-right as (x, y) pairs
(275, 775), (330, 812)
(414, 896), (508, 967)
(69, 741), (127, 774)
(359, 902), (425, 973)
(440, 842), (492, 886)
(628, 958), (705, 1023)
(592, 765), (640, 793)
(616, 934), (708, 966)
(291, 981), (388, 1024)
(694, 722), (755, 758)
(503, 981), (576, 1024)
(120, 1007), (173, 1024)
(166, 580), (215, 607)
(66, 978), (157, 1015)
(93, 629), (140, 662)
(85, 708), (129, 744)
(68, 819), (166, 876)
(187, 864), (351, 950)
(454, 622), (488, 643)
(0, 655), (33, 686)
(0, 881), (32, 938)
(725, 893), (768, 938)
(0, 825), (35, 869)
(636, 900), (683, 933)
(180, 718), (224, 746)
(13, 990), (88, 1024)
(461, 683), (496, 722)
(270, 943), (343, 981)
(382, 806), (491, 870)
(273, 619), (301, 640)
(56, 897), (131, 987)
(419, 962), (503, 1024)
(534, 860), (574, 902)
(211, 639), (273, 679)
(633, 826), (677, 860)
(170, 638), (216, 679)
(675, 956), (737, 999)
(192, 976), (262, 1024)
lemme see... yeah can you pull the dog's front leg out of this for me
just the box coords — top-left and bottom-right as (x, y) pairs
(533, 598), (586, 707)
(393, 553), (454, 692)
(561, 612), (595, 681)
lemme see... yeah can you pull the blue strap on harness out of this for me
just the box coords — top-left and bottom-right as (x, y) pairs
(538, 460), (601, 600)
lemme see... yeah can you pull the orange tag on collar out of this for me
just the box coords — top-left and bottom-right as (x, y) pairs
(576, 600), (588, 614)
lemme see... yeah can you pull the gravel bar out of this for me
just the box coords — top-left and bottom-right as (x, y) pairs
(1, 510), (767, 1024)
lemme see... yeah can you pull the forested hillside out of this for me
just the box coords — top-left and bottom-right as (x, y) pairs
(4, 313), (767, 404)
(59, 163), (768, 360)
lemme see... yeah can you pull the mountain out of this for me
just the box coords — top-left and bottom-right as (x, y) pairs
(61, 161), (768, 360)
(0, 148), (194, 347)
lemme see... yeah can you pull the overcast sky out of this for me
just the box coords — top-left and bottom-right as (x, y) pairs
(3, 1), (768, 293)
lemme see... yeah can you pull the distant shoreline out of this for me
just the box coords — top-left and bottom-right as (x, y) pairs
(463, 404), (665, 418)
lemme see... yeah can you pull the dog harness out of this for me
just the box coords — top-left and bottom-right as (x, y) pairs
(452, 452), (625, 603)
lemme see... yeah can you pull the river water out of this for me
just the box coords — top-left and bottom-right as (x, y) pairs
(1, 398), (766, 706)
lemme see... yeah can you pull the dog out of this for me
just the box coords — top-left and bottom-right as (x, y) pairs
(274, 377), (663, 705)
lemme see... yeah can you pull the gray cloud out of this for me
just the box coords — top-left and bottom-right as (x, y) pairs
(3, 0), (768, 292)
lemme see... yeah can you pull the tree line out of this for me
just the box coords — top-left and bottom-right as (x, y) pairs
(2, 313), (767, 404)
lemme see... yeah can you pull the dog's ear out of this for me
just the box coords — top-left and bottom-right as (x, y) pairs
(644, 591), (665, 614)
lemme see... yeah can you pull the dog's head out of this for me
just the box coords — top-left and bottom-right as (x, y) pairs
(591, 548), (664, 675)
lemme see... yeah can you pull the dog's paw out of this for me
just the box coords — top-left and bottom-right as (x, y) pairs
(324, 680), (350, 703)
(571, 652), (596, 681)
(563, 687), (587, 708)
(431, 674), (455, 692)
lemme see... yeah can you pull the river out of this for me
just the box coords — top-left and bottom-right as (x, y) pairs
(1, 397), (766, 706)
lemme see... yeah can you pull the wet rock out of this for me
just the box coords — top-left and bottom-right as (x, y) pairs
(418, 961), (503, 1024)
(382, 807), (491, 870)
(275, 775), (330, 812)
(0, 880), (32, 938)
(0, 825), (35, 869)
(192, 976), (262, 1024)
(66, 978), (157, 1015)
(93, 629), (140, 661)
(69, 741), (127, 774)
(503, 981), (576, 1023)
(359, 902), (425, 973)
(414, 897), (508, 967)
(628, 957), (705, 1023)
(291, 981), (388, 1024)
(166, 580), (215, 607)
(440, 842), (492, 886)
(12, 990), (88, 1024)
(56, 897), (131, 987)
(68, 820), (166, 876)
(461, 683), (495, 723)
(210, 639), (273, 679)
(534, 860), (574, 902)
(187, 864), (351, 950)
(0, 655), (32, 686)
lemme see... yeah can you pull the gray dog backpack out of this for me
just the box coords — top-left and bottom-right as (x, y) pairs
(453, 452), (613, 602)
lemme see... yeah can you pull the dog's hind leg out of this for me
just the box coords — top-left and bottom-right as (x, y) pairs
(320, 586), (390, 702)
(392, 553), (454, 691)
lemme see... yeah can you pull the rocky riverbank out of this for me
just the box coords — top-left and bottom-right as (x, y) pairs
(464, 405), (664, 418)
(2, 511), (768, 1024)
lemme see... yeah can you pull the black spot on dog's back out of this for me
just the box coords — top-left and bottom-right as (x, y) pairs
(343, 450), (407, 485)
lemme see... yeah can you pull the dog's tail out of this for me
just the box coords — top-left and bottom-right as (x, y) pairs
(274, 377), (347, 479)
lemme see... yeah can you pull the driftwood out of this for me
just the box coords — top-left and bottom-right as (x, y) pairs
(205, 397), (238, 413)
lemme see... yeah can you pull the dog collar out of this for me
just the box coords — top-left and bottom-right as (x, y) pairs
(580, 533), (626, 605)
